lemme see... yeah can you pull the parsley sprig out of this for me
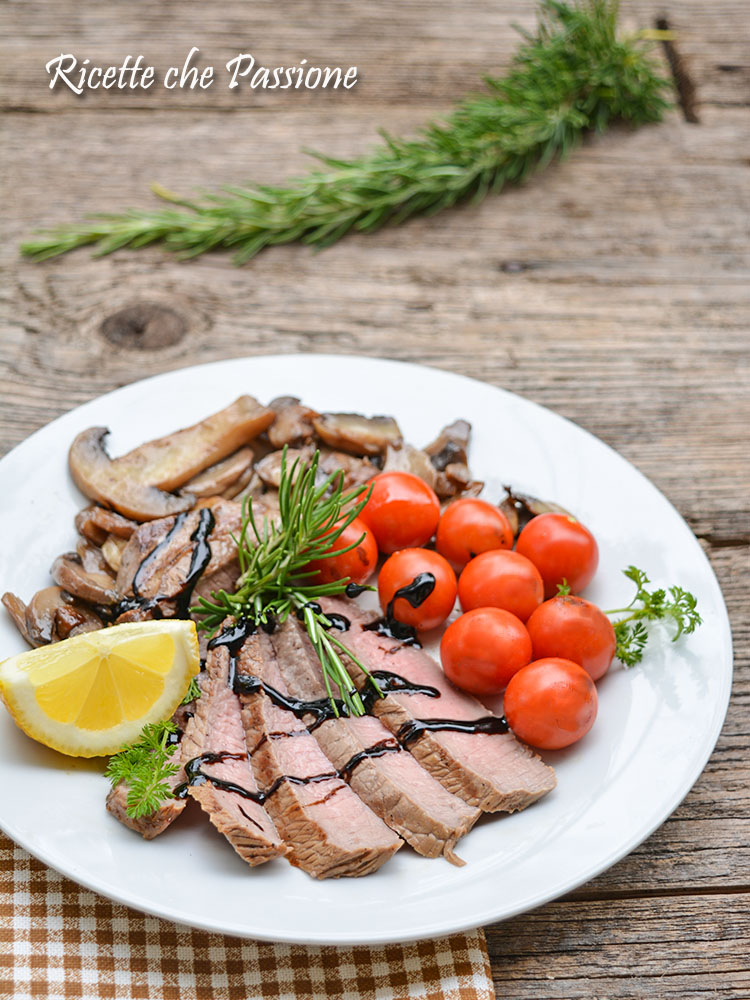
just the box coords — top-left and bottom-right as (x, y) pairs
(606, 566), (702, 666)
(105, 721), (180, 819)
(21, 1), (670, 264)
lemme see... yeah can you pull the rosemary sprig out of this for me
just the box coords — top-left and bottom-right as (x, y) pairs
(104, 721), (180, 819)
(606, 566), (702, 666)
(21, 1), (670, 265)
(194, 447), (379, 717)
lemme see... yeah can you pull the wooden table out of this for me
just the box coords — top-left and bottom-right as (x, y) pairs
(2, 2), (748, 996)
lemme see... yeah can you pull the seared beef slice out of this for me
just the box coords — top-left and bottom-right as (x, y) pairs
(115, 499), (242, 622)
(322, 599), (556, 813)
(272, 618), (479, 863)
(179, 646), (285, 866)
(235, 631), (401, 878)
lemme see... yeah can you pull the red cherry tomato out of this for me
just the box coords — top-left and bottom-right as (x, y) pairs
(458, 549), (544, 622)
(504, 657), (598, 750)
(526, 595), (616, 681)
(359, 472), (440, 554)
(436, 498), (514, 569)
(515, 512), (599, 599)
(305, 516), (378, 586)
(440, 607), (532, 696)
(378, 548), (457, 630)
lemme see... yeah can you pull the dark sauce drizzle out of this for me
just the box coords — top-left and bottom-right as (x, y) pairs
(322, 612), (350, 632)
(344, 582), (368, 598)
(116, 508), (215, 620)
(363, 572), (436, 647)
(174, 750), (340, 803)
(360, 669), (440, 713)
(339, 739), (401, 781)
(232, 671), (348, 731)
(397, 715), (509, 746)
(207, 618), (257, 689)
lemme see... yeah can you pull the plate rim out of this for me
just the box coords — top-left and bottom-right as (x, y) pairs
(0, 352), (733, 944)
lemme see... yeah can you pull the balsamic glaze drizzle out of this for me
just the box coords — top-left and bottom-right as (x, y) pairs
(116, 507), (215, 620)
(363, 572), (436, 647)
(232, 671), (348, 730)
(339, 739), (401, 781)
(360, 669), (440, 713)
(345, 582), (368, 598)
(397, 715), (509, 746)
(174, 750), (341, 804)
(322, 612), (350, 632)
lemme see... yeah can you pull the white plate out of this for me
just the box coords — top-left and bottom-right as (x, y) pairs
(0, 354), (732, 945)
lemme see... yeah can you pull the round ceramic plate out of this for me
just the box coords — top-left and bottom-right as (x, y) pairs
(0, 355), (732, 944)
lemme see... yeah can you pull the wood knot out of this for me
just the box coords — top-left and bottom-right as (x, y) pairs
(100, 303), (187, 350)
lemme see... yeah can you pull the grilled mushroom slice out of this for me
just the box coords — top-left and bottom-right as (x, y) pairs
(101, 534), (128, 573)
(424, 419), (471, 471)
(111, 395), (274, 490)
(182, 447), (254, 498)
(69, 428), (195, 522)
(51, 553), (120, 606)
(267, 397), (318, 448)
(75, 506), (138, 544)
(499, 488), (573, 537)
(1, 592), (38, 646)
(381, 444), (437, 489)
(2, 587), (103, 647)
(311, 413), (402, 456)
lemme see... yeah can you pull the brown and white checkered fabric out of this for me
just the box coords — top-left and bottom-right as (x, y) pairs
(0, 832), (495, 1000)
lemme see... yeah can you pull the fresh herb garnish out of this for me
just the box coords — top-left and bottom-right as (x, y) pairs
(193, 447), (380, 717)
(21, 1), (670, 264)
(606, 565), (702, 666)
(181, 676), (202, 705)
(105, 721), (180, 819)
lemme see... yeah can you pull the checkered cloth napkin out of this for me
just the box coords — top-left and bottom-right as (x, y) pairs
(0, 832), (495, 1000)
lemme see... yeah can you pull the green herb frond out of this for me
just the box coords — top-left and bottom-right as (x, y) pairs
(607, 565), (702, 667)
(105, 720), (179, 819)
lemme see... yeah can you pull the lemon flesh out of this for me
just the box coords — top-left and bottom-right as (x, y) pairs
(0, 620), (200, 757)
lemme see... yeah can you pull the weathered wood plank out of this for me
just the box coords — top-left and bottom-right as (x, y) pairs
(486, 892), (750, 998)
(2, 1), (747, 110)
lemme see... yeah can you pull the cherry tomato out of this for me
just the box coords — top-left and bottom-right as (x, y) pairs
(526, 595), (616, 681)
(515, 512), (599, 599)
(458, 549), (544, 622)
(378, 548), (457, 630)
(305, 516), (378, 586)
(358, 472), (440, 554)
(440, 607), (532, 696)
(504, 657), (598, 750)
(436, 498), (514, 568)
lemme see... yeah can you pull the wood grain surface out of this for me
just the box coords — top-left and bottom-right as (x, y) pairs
(1, 1), (749, 996)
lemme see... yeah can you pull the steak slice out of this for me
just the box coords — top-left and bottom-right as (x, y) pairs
(105, 684), (203, 840)
(321, 598), (556, 813)
(106, 776), (186, 840)
(271, 617), (480, 864)
(179, 646), (285, 867)
(115, 498), (242, 622)
(235, 630), (401, 878)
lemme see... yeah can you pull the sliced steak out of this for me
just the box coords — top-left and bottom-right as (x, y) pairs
(321, 598), (556, 813)
(271, 617), (479, 864)
(106, 771), (187, 840)
(115, 498), (242, 622)
(179, 646), (285, 867)
(234, 630), (401, 878)
(106, 681), (205, 840)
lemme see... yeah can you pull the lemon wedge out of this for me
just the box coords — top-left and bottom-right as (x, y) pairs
(0, 620), (200, 757)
